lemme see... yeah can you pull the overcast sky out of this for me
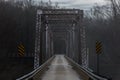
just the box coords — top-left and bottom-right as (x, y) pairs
(36, 0), (106, 10)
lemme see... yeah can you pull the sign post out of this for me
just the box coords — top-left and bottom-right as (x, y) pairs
(96, 41), (102, 74)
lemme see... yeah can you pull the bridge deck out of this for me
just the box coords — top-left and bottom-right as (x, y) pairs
(41, 55), (83, 80)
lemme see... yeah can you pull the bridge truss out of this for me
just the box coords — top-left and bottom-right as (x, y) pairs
(34, 9), (88, 69)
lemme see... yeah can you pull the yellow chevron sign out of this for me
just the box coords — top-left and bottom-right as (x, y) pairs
(18, 43), (25, 56)
(96, 41), (102, 54)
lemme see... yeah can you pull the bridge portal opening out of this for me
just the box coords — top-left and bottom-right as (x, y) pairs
(53, 39), (66, 54)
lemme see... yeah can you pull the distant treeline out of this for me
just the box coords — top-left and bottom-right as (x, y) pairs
(0, 0), (59, 57)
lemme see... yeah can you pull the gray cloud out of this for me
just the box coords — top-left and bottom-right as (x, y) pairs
(35, 0), (106, 10)
(67, 4), (93, 10)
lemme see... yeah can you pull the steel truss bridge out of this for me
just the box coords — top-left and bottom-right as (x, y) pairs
(16, 9), (108, 80)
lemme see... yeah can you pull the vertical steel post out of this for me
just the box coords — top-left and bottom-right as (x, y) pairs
(97, 54), (100, 74)
(72, 23), (75, 61)
(45, 24), (49, 60)
(34, 10), (42, 69)
(70, 28), (73, 59)
(81, 25), (87, 68)
(79, 10), (88, 68)
(66, 31), (69, 56)
(50, 31), (54, 56)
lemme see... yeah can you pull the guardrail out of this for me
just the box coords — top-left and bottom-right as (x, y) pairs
(16, 55), (55, 80)
(65, 56), (108, 80)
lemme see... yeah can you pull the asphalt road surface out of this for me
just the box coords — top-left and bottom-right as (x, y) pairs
(41, 55), (83, 80)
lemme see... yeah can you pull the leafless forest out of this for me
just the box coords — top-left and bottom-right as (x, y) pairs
(85, 0), (120, 79)
(0, 0), (120, 80)
(0, 0), (59, 79)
